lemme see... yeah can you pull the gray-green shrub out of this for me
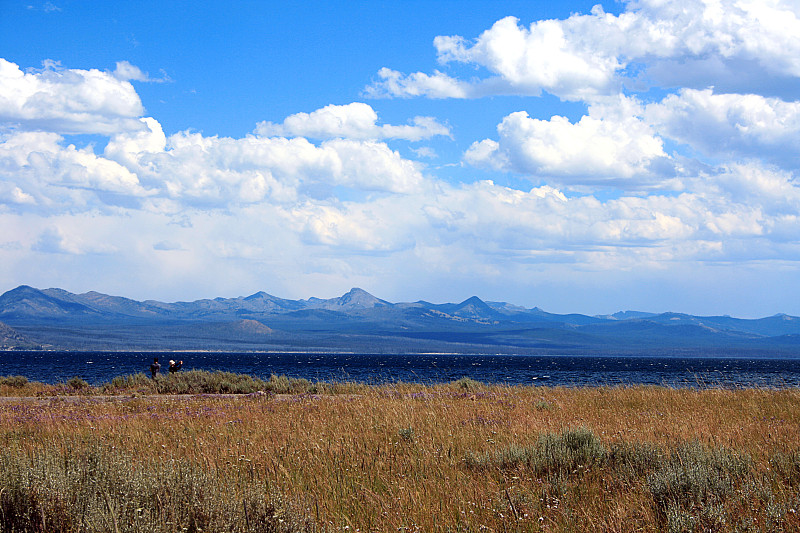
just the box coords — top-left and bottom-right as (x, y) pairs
(466, 427), (606, 475)
(646, 441), (753, 528)
(0, 375), (28, 388)
(0, 442), (314, 533)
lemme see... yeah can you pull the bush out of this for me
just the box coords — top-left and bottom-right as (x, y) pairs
(0, 443), (314, 533)
(264, 374), (313, 394)
(467, 427), (607, 475)
(156, 370), (268, 394)
(646, 441), (753, 528)
(607, 441), (664, 478)
(398, 427), (415, 442)
(535, 426), (607, 474)
(109, 373), (153, 390)
(451, 376), (482, 392)
(0, 375), (29, 388)
(66, 376), (90, 392)
(101, 370), (318, 396)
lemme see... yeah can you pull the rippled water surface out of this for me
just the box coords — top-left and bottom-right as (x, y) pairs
(3, 351), (800, 388)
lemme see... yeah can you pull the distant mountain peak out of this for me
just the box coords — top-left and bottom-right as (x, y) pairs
(336, 288), (389, 309)
(244, 291), (271, 301)
(600, 310), (658, 321)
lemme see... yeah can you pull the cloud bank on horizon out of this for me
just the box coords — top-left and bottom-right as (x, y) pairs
(1, 0), (800, 317)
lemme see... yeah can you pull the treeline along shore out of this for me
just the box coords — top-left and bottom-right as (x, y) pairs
(1, 371), (799, 531)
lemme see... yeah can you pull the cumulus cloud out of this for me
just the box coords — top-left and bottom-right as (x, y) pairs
(1, 106), (429, 213)
(125, 132), (426, 206)
(291, 199), (418, 252)
(104, 117), (167, 166)
(645, 88), (800, 168)
(702, 163), (800, 217)
(4, 50), (800, 313)
(367, 0), (800, 101)
(0, 58), (146, 134)
(255, 102), (450, 141)
(465, 96), (675, 188)
(0, 130), (153, 212)
(275, 170), (800, 269)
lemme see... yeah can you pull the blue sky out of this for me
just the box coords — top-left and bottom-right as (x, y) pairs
(1, 0), (800, 317)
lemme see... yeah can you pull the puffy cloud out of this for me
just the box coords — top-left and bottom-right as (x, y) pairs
(291, 199), (418, 252)
(645, 88), (800, 167)
(0, 58), (145, 134)
(701, 163), (800, 216)
(368, 1), (800, 101)
(465, 97), (674, 188)
(633, 0), (800, 96)
(418, 181), (699, 253)
(131, 132), (426, 206)
(364, 67), (474, 99)
(265, 169), (800, 277)
(1, 114), (428, 213)
(4, 155), (800, 313)
(103, 116), (168, 172)
(0, 130), (152, 212)
(4, 50), (800, 314)
(112, 61), (170, 83)
(255, 102), (450, 141)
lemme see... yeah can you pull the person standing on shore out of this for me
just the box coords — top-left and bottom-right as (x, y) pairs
(169, 360), (183, 374)
(150, 357), (161, 379)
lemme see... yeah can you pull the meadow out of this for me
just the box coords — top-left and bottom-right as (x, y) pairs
(1, 371), (799, 532)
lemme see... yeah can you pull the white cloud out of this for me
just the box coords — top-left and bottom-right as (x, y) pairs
(364, 67), (472, 99)
(0, 58), (146, 134)
(142, 132), (425, 205)
(702, 163), (800, 217)
(646, 88), (800, 167)
(367, 13), (624, 100)
(104, 117), (167, 166)
(112, 60), (170, 83)
(291, 199), (418, 252)
(1, 114), (428, 213)
(0, 130), (153, 212)
(4, 50), (800, 315)
(412, 146), (437, 159)
(4, 156), (800, 314)
(367, 1), (800, 101)
(465, 96), (674, 188)
(255, 102), (450, 141)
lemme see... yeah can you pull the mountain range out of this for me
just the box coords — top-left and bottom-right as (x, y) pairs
(1, 285), (799, 355)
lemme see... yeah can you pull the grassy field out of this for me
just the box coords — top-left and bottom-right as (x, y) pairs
(1, 372), (799, 532)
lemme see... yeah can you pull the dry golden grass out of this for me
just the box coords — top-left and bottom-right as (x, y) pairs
(2, 382), (800, 531)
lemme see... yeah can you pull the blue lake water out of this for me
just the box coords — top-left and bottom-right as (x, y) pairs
(2, 351), (800, 388)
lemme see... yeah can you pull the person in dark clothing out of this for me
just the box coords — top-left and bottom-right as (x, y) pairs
(168, 360), (183, 374)
(150, 357), (161, 379)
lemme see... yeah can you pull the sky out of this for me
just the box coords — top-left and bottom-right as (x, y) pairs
(1, 0), (800, 318)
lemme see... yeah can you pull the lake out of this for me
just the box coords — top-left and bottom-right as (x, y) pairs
(2, 351), (800, 388)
